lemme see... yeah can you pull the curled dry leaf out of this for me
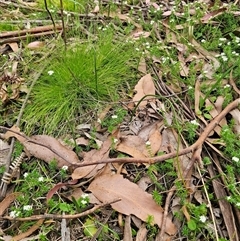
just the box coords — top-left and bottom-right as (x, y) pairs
(133, 74), (155, 108)
(46, 179), (78, 200)
(26, 41), (45, 49)
(88, 174), (177, 235)
(6, 42), (19, 52)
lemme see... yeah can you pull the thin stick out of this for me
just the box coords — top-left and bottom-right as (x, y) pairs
(59, 0), (67, 49)
(0, 199), (120, 221)
(44, 0), (56, 30)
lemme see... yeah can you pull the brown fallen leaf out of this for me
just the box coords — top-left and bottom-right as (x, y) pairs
(4, 127), (79, 168)
(201, 8), (227, 23)
(88, 174), (177, 235)
(11, 219), (44, 241)
(0, 192), (21, 215)
(133, 74), (155, 108)
(46, 179), (78, 200)
(71, 132), (116, 180)
(116, 136), (148, 158)
(26, 41), (45, 49)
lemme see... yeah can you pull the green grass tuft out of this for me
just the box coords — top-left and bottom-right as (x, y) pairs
(23, 33), (140, 134)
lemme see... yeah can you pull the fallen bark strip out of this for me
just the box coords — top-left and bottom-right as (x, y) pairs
(0, 24), (62, 38)
(0, 30), (61, 44)
(72, 98), (240, 168)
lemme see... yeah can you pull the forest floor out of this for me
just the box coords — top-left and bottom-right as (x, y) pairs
(0, 0), (240, 240)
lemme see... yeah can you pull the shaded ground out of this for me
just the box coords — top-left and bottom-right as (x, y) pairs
(1, 1), (240, 241)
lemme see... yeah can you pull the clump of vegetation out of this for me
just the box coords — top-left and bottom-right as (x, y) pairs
(23, 32), (140, 134)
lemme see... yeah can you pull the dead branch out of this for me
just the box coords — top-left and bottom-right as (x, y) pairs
(0, 25), (63, 44)
(0, 199), (120, 221)
(0, 25), (62, 38)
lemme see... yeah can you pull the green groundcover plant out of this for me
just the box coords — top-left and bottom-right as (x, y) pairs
(23, 32), (140, 134)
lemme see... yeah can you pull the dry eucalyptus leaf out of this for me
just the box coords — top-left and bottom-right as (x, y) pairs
(4, 127), (79, 168)
(133, 74), (155, 108)
(26, 41), (45, 49)
(116, 135), (148, 158)
(88, 174), (177, 235)
(71, 134), (114, 180)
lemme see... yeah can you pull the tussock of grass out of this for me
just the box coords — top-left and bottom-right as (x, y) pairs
(23, 33), (140, 134)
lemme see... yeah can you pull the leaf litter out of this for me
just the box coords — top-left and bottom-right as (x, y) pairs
(0, 1), (240, 240)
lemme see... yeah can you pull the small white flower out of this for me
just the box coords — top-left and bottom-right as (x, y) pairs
(150, 20), (155, 25)
(222, 56), (228, 62)
(227, 42), (231, 45)
(111, 115), (118, 119)
(9, 210), (20, 218)
(135, 48), (140, 51)
(235, 37), (240, 43)
(224, 84), (231, 88)
(23, 205), (32, 211)
(47, 70), (54, 75)
(236, 203), (240, 207)
(81, 199), (88, 205)
(188, 86), (193, 90)
(113, 138), (118, 144)
(232, 156), (239, 163)
(62, 165), (68, 171)
(190, 120), (199, 126)
(201, 39), (206, 43)
(146, 141), (151, 146)
(38, 177), (44, 182)
(219, 37), (227, 41)
(226, 196), (231, 200)
(97, 118), (102, 124)
(81, 193), (89, 199)
(199, 215), (207, 223)
(23, 173), (29, 178)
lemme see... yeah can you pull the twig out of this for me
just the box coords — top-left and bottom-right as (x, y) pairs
(229, 70), (240, 96)
(0, 199), (120, 221)
(0, 31), (61, 44)
(59, 0), (67, 49)
(44, 0), (56, 30)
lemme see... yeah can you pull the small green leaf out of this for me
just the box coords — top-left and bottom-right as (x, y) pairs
(187, 219), (197, 231)
(59, 203), (71, 212)
(203, 113), (212, 120)
(84, 218), (98, 237)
